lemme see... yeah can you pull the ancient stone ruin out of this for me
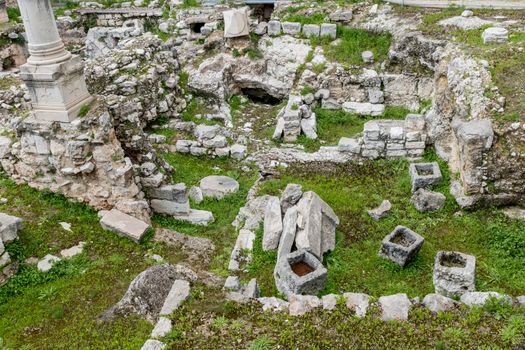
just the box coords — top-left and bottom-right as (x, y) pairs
(0, 0), (524, 348)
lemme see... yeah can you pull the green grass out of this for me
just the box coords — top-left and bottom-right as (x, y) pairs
(0, 177), (161, 349)
(166, 283), (525, 349)
(283, 12), (327, 25)
(311, 26), (391, 66)
(249, 152), (525, 298)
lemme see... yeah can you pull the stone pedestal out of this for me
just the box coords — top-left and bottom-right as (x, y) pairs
(0, 1), (8, 24)
(17, 0), (92, 122)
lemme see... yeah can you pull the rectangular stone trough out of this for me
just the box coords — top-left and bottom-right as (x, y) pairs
(433, 251), (476, 298)
(378, 226), (424, 267)
(409, 162), (442, 192)
(275, 249), (327, 298)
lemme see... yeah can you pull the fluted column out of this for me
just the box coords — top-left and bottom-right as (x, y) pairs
(16, 0), (92, 122)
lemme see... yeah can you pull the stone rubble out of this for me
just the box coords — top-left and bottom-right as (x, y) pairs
(367, 200), (392, 220)
(410, 189), (446, 212)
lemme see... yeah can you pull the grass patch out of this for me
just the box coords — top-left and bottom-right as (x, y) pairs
(283, 12), (327, 25)
(311, 26), (391, 66)
(250, 153), (525, 297)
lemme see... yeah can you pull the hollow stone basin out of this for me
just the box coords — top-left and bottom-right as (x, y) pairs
(274, 249), (327, 298)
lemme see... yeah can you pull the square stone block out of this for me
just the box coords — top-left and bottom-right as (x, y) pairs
(275, 249), (327, 298)
(409, 162), (442, 193)
(379, 226), (424, 267)
(433, 251), (476, 298)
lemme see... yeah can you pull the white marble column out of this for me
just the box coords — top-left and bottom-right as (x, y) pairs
(17, 0), (92, 122)
(0, 1), (8, 24)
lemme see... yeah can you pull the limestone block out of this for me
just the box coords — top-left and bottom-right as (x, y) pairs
(338, 137), (361, 154)
(410, 189), (446, 212)
(276, 206), (298, 262)
(151, 317), (172, 338)
(367, 200), (391, 220)
(301, 113), (317, 139)
(302, 24), (320, 38)
(0, 213), (22, 243)
(343, 102), (385, 116)
(288, 294), (321, 316)
(379, 293), (412, 321)
(148, 184), (188, 203)
(230, 144), (247, 160)
(460, 292), (512, 307)
(281, 184), (302, 214)
(281, 22), (301, 35)
(423, 293), (458, 313)
(159, 279), (190, 316)
(173, 209), (214, 226)
(141, 340), (166, 350)
(151, 199), (191, 216)
(263, 196), (283, 251)
(223, 9), (250, 38)
(268, 21), (281, 36)
(433, 251), (476, 298)
(482, 27), (508, 45)
(320, 23), (337, 39)
(362, 51), (374, 63)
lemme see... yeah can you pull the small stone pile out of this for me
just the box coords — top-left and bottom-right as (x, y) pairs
(0, 213), (22, 286)
(175, 124), (246, 159)
(273, 95), (317, 142)
(338, 114), (427, 159)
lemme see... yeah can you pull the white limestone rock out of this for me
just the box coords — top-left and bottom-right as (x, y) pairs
(343, 293), (370, 318)
(342, 102), (384, 116)
(460, 292), (512, 307)
(141, 340), (166, 350)
(423, 293), (458, 313)
(151, 317), (172, 338)
(280, 184), (303, 214)
(173, 209), (214, 226)
(367, 200), (392, 220)
(60, 242), (85, 258)
(0, 213), (23, 243)
(482, 27), (508, 45)
(224, 276), (241, 291)
(37, 254), (61, 272)
(189, 186), (203, 204)
(159, 279), (190, 316)
(262, 196), (283, 251)
(322, 294), (338, 311)
(258, 297), (289, 312)
(288, 294), (321, 316)
(379, 293), (412, 321)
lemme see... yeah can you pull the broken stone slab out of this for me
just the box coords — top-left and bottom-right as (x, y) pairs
(243, 278), (260, 299)
(517, 296), (525, 306)
(151, 199), (190, 216)
(460, 292), (513, 307)
(409, 162), (442, 193)
(281, 184), (303, 214)
(37, 254), (61, 272)
(342, 102), (384, 116)
(101, 264), (196, 324)
(338, 137), (361, 154)
(379, 226), (424, 267)
(276, 206), (298, 262)
(229, 229), (256, 271)
(200, 175), (240, 199)
(322, 294), (338, 311)
(482, 27), (508, 45)
(100, 209), (150, 243)
(262, 196), (283, 251)
(433, 251), (476, 298)
(423, 293), (458, 313)
(60, 242), (85, 258)
(281, 22), (301, 35)
(288, 294), (321, 316)
(151, 317), (172, 338)
(141, 339), (166, 350)
(267, 20), (281, 36)
(275, 249), (327, 298)
(295, 191), (339, 260)
(411, 189), (446, 212)
(159, 279), (190, 316)
(343, 293), (370, 318)
(194, 124), (220, 140)
(367, 200), (392, 220)
(379, 293), (412, 321)
(173, 209), (214, 226)
(0, 213), (23, 243)
(258, 297), (289, 312)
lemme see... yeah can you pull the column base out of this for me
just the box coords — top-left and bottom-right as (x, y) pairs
(20, 54), (93, 123)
